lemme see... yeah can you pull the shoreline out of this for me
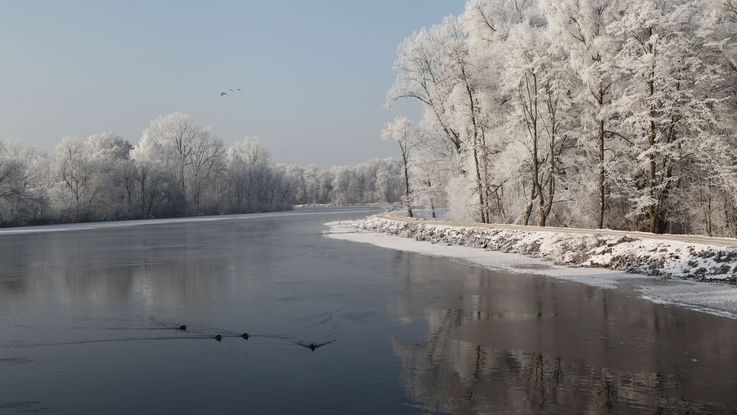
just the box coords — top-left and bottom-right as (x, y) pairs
(0, 208), (379, 236)
(323, 217), (737, 320)
(357, 215), (737, 282)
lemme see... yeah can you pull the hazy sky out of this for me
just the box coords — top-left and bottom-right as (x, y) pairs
(0, 1), (463, 166)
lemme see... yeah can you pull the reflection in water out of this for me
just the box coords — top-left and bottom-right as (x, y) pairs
(1, 210), (736, 414)
(391, 257), (737, 414)
(0, 221), (283, 316)
(0, 401), (49, 413)
(395, 342), (724, 414)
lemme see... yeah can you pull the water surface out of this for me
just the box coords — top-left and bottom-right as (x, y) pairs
(1, 209), (736, 414)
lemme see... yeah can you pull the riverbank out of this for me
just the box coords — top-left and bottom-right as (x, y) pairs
(358, 214), (737, 282)
(324, 215), (737, 318)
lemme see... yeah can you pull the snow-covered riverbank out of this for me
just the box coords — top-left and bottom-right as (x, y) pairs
(358, 215), (737, 282)
(324, 216), (737, 319)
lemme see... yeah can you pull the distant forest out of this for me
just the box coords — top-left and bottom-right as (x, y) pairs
(0, 113), (405, 227)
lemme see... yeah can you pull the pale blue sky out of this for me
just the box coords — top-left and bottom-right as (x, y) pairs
(0, 1), (463, 166)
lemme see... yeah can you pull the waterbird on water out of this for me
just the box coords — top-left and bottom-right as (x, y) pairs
(178, 325), (187, 331)
(213, 335), (223, 342)
(241, 333), (249, 340)
(295, 339), (336, 351)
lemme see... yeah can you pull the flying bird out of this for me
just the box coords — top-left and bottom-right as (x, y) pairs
(220, 88), (243, 96)
(295, 339), (337, 351)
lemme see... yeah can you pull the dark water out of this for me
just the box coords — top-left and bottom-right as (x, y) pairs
(1, 209), (736, 414)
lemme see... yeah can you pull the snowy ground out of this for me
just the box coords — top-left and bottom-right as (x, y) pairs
(324, 216), (737, 319)
(358, 215), (737, 281)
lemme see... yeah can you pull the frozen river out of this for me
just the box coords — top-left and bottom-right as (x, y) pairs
(1, 208), (736, 414)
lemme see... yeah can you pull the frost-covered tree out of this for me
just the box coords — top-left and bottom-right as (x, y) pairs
(383, 117), (417, 217)
(188, 134), (225, 213)
(53, 138), (102, 221)
(85, 132), (134, 219)
(225, 137), (273, 212)
(0, 113), (406, 227)
(391, 13), (511, 222)
(134, 113), (228, 214)
(0, 142), (49, 225)
(462, 0), (532, 223)
(542, 0), (626, 228)
(409, 120), (453, 219)
(389, 20), (463, 155)
(280, 159), (404, 207)
(385, 0), (737, 235)
(607, 0), (726, 233)
(130, 127), (179, 218)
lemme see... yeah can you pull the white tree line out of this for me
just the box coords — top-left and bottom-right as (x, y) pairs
(384, 0), (737, 236)
(0, 113), (406, 226)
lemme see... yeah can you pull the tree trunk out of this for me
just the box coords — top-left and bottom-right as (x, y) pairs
(426, 179), (436, 219)
(401, 145), (413, 218)
(647, 128), (658, 233)
(543, 84), (557, 223)
(533, 110), (545, 226)
(597, 80), (606, 229)
(472, 144), (485, 223)
(464, 73), (486, 223)
(523, 201), (533, 226)
(646, 32), (659, 234)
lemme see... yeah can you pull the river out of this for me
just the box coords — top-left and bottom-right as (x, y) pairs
(1, 208), (736, 414)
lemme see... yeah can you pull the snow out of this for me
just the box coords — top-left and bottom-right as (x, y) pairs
(324, 216), (737, 319)
(354, 215), (737, 282)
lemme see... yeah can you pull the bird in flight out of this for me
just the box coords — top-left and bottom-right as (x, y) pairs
(219, 88), (243, 96)
(295, 339), (337, 351)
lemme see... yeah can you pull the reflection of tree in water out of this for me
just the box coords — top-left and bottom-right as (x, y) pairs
(394, 321), (730, 414)
(0, 224), (254, 312)
(390, 258), (735, 414)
